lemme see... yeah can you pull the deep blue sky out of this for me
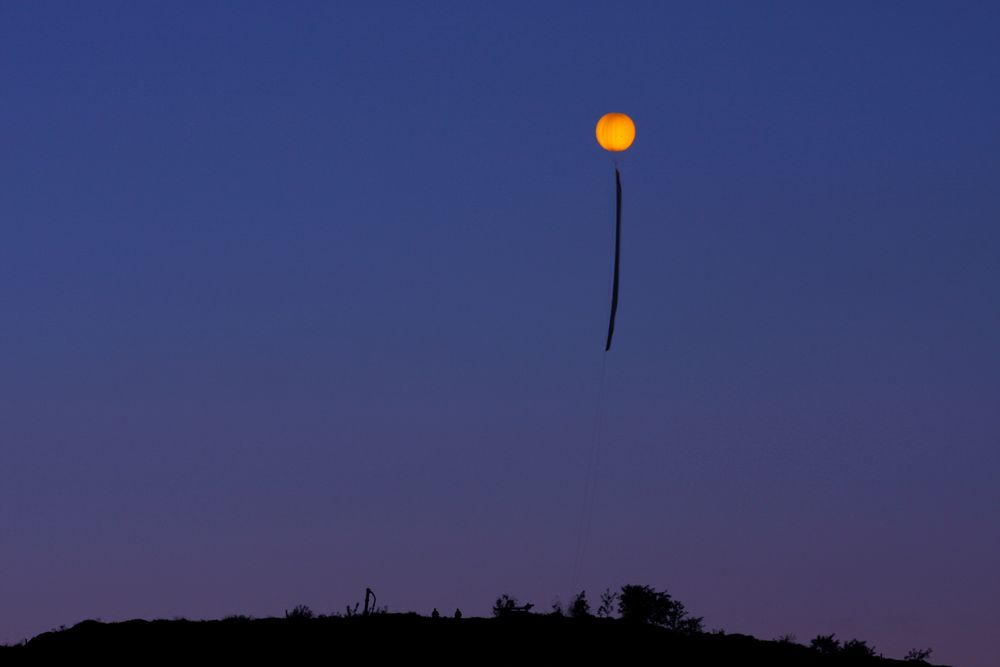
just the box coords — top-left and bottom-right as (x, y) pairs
(2, 2), (998, 664)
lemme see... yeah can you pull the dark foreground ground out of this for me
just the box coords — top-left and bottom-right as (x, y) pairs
(1, 614), (948, 665)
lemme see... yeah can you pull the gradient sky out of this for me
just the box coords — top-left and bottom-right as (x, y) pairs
(2, 2), (998, 665)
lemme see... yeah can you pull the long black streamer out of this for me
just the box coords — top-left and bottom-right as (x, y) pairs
(605, 168), (622, 351)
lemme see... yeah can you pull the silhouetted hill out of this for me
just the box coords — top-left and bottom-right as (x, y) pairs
(0, 614), (950, 665)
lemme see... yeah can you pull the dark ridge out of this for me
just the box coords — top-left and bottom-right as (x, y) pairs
(1, 614), (949, 665)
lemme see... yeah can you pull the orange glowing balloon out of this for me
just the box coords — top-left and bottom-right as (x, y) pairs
(595, 113), (636, 152)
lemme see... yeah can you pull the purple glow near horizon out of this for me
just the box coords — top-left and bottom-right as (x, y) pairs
(2, 3), (998, 666)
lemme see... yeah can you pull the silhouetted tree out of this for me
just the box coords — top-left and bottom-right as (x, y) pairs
(569, 591), (591, 619)
(618, 585), (703, 634)
(597, 588), (619, 618)
(810, 634), (841, 655)
(904, 647), (933, 662)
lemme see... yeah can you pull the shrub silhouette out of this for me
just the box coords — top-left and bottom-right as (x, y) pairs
(549, 598), (564, 616)
(617, 585), (703, 634)
(808, 634), (877, 658)
(493, 594), (518, 617)
(810, 634), (841, 654)
(904, 647), (933, 662)
(842, 638), (877, 658)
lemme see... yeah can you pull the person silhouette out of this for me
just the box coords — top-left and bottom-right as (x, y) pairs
(454, 608), (462, 619)
(431, 608), (440, 619)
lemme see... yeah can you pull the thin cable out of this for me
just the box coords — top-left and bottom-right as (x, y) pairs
(605, 168), (622, 351)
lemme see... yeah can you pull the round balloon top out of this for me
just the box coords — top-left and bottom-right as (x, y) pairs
(596, 113), (636, 152)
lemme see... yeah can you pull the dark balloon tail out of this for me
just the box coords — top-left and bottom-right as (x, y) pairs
(605, 168), (622, 351)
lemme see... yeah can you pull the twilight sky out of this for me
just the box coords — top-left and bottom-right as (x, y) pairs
(2, 2), (998, 665)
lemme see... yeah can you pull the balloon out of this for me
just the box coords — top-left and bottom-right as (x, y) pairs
(595, 113), (636, 152)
